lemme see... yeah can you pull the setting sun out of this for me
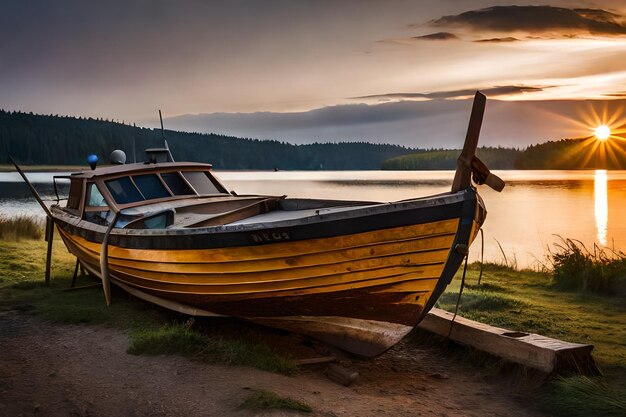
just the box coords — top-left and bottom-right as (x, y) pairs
(595, 125), (611, 141)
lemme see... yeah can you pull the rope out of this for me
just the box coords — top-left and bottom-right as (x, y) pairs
(447, 253), (469, 339)
(477, 228), (484, 287)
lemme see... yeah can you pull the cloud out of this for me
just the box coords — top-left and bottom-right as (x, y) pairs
(412, 32), (459, 41)
(430, 6), (626, 36)
(352, 85), (547, 101)
(474, 37), (520, 43)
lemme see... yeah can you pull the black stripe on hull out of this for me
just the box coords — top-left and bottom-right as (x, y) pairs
(52, 191), (474, 251)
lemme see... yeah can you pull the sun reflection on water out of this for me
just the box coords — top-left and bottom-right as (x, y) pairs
(594, 170), (608, 246)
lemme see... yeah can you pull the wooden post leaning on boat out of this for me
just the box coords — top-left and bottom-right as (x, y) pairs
(9, 156), (57, 286)
(44, 217), (54, 286)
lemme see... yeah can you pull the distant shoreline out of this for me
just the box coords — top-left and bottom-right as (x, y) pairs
(2, 165), (626, 173)
(0, 165), (84, 173)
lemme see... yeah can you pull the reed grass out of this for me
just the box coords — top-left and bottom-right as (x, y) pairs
(0, 216), (43, 241)
(540, 376), (626, 417)
(548, 237), (626, 295)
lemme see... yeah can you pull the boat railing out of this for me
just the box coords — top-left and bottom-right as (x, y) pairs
(52, 175), (72, 204)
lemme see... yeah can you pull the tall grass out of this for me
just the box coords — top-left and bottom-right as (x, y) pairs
(540, 376), (626, 417)
(0, 216), (44, 241)
(548, 237), (626, 295)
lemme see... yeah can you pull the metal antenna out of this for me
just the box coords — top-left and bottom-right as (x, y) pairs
(158, 109), (175, 162)
(159, 109), (165, 138)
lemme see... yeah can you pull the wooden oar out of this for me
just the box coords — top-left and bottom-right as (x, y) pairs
(9, 156), (53, 218)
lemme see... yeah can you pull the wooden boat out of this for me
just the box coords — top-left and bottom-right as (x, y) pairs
(14, 92), (504, 356)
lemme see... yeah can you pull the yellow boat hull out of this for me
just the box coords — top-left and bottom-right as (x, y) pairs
(54, 190), (484, 356)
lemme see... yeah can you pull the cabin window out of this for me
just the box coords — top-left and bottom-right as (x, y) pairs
(86, 183), (108, 207)
(132, 174), (170, 200)
(105, 177), (144, 204)
(182, 171), (223, 195)
(161, 172), (194, 196)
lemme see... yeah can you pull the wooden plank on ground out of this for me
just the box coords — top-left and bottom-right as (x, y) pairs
(418, 308), (600, 375)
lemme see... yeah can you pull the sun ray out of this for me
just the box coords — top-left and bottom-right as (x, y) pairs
(605, 142), (621, 168)
(578, 139), (601, 168)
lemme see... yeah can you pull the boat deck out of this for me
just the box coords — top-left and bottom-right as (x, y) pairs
(110, 195), (383, 229)
(226, 204), (381, 226)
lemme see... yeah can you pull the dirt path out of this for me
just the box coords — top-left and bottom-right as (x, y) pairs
(0, 311), (545, 417)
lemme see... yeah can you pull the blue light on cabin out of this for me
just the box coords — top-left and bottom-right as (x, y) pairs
(87, 154), (98, 170)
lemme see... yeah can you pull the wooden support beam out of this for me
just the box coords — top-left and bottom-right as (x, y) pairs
(294, 356), (336, 366)
(418, 308), (600, 375)
(62, 283), (102, 292)
(70, 258), (80, 288)
(44, 217), (53, 287)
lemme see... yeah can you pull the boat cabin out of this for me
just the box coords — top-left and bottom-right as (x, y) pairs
(63, 161), (287, 229)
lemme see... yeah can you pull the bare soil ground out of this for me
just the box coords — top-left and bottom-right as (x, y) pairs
(0, 311), (546, 417)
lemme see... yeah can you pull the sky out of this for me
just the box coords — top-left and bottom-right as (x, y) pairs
(2, 0), (626, 147)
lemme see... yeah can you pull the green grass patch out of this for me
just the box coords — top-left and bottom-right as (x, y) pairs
(128, 323), (207, 355)
(0, 238), (164, 327)
(437, 290), (526, 313)
(128, 323), (297, 375)
(239, 389), (311, 413)
(439, 262), (626, 417)
(11, 280), (44, 290)
(0, 216), (43, 241)
(0, 238), (298, 376)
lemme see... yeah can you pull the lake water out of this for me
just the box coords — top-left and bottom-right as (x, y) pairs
(2, 170), (626, 268)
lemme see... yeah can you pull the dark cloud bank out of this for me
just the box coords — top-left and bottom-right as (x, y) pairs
(474, 37), (520, 43)
(353, 85), (546, 101)
(413, 32), (459, 41)
(166, 98), (626, 149)
(430, 5), (626, 36)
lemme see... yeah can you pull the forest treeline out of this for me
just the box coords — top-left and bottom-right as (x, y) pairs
(514, 138), (626, 169)
(382, 138), (626, 170)
(0, 110), (418, 170)
(381, 147), (522, 170)
(3, 110), (625, 170)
